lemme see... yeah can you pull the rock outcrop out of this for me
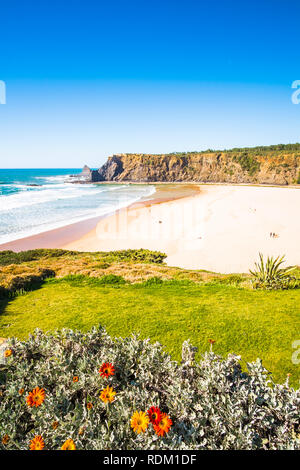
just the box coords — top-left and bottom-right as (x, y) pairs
(70, 165), (92, 181)
(89, 145), (300, 185)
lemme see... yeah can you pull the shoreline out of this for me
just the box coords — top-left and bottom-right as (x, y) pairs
(1, 182), (300, 274)
(75, 180), (300, 189)
(0, 184), (198, 252)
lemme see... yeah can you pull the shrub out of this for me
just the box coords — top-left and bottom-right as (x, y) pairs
(0, 248), (167, 267)
(250, 253), (298, 290)
(0, 269), (55, 298)
(232, 152), (260, 176)
(104, 249), (166, 264)
(0, 327), (299, 450)
(0, 249), (73, 266)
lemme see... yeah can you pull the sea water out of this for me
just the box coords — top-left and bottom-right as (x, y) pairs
(0, 169), (155, 244)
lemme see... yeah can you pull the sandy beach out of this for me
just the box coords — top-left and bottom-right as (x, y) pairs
(1, 183), (300, 274)
(63, 184), (300, 273)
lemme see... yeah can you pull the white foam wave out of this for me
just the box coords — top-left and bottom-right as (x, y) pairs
(0, 185), (156, 244)
(0, 186), (105, 211)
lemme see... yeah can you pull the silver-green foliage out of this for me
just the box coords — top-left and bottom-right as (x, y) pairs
(250, 253), (297, 290)
(0, 326), (299, 450)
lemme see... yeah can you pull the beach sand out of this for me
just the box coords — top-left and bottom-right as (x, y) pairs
(63, 184), (300, 273)
(1, 183), (299, 273)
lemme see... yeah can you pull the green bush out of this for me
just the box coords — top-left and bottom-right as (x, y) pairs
(0, 327), (299, 450)
(0, 249), (73, 266)
(233, 152), (260, 176)
(104, 249), (166, 264)
(250, 253), (298, 290)
(0, 249), (167, 267)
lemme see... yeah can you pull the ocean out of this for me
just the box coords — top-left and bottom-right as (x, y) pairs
(0, 169), (155, 245)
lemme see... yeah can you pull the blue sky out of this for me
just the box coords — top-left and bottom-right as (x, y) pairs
(0, 0), (300, 168)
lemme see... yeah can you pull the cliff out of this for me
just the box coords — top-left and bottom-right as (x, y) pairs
(90, 144), (300, 185)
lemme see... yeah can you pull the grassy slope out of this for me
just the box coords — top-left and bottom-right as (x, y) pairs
(1, 277), (299, 387)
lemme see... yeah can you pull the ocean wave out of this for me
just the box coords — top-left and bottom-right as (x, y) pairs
(0, 186), (107, 211)
(0, 184), (156, 244)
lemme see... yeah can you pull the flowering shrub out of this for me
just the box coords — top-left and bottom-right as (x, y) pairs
(0, 326), (299, 450)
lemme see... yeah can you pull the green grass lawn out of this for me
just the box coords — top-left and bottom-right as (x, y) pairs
(0, 277), (299, 387)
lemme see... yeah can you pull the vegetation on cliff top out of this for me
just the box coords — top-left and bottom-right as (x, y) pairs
(124, 143), (300, 158)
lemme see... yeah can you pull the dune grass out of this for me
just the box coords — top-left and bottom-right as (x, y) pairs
(0, 276), (299, 388)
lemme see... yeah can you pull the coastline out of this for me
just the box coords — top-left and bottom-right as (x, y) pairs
(0, 184), (198, 252)
(1, 182), (300, 274)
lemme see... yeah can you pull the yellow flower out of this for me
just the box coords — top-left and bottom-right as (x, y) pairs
(87, 402), (93, 410)
(30, 435), (45, 450)
(61, 438), (76, 450)
(130, 411), (149, 434)
(4, 349), (12, 358)
(100, 386), (116, 404)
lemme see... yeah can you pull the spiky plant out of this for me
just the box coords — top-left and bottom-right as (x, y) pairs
(250, 253), (297, 290)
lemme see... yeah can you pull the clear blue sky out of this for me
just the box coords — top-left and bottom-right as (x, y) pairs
(0, 0), (300, 168)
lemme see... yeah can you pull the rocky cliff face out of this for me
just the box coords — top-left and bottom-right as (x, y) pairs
(90, 146), (300, 185)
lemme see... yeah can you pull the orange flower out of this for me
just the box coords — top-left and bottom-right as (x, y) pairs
(52, 421), (59, 430)
(26, 387), (45, 407)
(130, 411), (149, 434)
(87, 402), (93, 410)
(61, 438), (76, 450)
(100, 386), (116, 403)
(73, 376), (79, 382)
(2, 434), (9, 445)
(30, 435), (45, 450)
(147, 406), (162, 425)
(153, 413), (172, 437)
(19, 388), (25, 395)
(99, 362), (115, 378)
(99, 386), (116, 403)
(4, 349), (12, 358)
(208, 339), (216, 344)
